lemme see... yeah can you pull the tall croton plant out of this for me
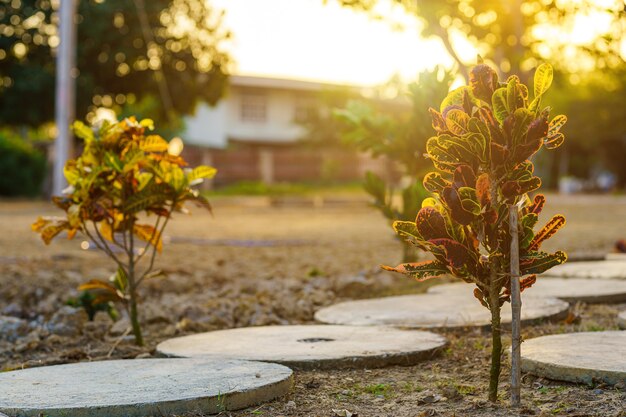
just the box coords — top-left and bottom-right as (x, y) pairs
(382, 61), (567, 401)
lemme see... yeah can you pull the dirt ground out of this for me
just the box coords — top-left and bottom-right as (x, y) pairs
(0, 193), (625, 417)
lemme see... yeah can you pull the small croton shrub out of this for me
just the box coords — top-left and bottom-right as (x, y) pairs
(382, 61), (567, 401)
(33, 117), (216, 346)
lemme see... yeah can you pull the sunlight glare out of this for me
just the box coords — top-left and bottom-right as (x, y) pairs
(211, 0), (453, 86)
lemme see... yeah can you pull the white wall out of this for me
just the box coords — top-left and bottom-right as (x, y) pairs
(183, 86), (308, 148)
(183, 101), (228, 148)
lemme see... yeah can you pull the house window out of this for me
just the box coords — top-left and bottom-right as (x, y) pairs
(293, 97), (315, 123)
(240, 90), (267, 123)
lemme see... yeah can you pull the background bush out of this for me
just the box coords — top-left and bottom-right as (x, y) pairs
(0, 130), (46, 197)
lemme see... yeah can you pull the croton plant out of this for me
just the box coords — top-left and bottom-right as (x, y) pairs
(32, 117), (216, 346)
(382, 61), (567, 401)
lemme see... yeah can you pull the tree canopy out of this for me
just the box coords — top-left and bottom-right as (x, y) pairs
(0, 0), (231, 127)
(332, 0), (625, 80)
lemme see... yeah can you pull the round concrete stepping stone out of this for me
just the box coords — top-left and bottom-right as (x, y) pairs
(605, 253), (626, 261)
(618, 311), (626, 330)
(157, 325), (447, 370)
(521, 331), (626, 386)
(0, 358), (292, 417)
(427, 279), (626, 304)
(544, 260), (626, 279)
(314, 293), (568, 329)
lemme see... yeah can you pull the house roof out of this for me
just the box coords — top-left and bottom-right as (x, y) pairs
(230, 75), (359, 92)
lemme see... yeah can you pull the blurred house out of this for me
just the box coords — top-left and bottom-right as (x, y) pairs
(181, 75), (391, 186)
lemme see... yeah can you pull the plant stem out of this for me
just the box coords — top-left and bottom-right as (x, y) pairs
(127, 218), (143, 346)
(488, 257), (502, 403)
(488, 301), (502, 402)
(509, 205), (522, 406)
(401, 242), (419, 263)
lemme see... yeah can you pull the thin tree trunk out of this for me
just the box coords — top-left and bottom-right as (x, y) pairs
(509, 206), (522, 406)
(434, 26), (469, 81)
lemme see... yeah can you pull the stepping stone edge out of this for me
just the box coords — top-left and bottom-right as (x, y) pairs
(618, 311), (626, 330)
(0, 359), (293, 417)
(519, 331), (626, 386)
(157, 325), (449, 370)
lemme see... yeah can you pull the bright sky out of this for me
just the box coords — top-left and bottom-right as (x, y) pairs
(211, 0), (623, 85)
(211, 0), (455, 86)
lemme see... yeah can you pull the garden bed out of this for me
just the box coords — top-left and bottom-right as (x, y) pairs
(0, 194), (625, 416)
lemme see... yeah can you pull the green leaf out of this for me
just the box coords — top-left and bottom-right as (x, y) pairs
(63, 162), (80, 185)
(544, 133), (564, 150)
(457, 187), (481, 215)
(122, 148), (145, 173)
(511, 108), (533, 148)
(104, 152), (123, 172)
(72, 121), (95, 143)
(401, 181), (428, 221)
(169, 165), (186, 191)
(534, 63), (553, 99)
(440, 86), (472, 112)
(392, 221), (423, 241)
(141, 135), (169, 153)
(188, 166), (217, 185)
(548, 115), (567, 138)
(491, 88), (509, 123)
(520, 250), (567, 275)
(381, 260), (449, 281)
(506, 75), (521, 113)
(123, 184), (171, 213)
(423, 172), (449, 194)
(445, 108), (470, 135)
(364, 171), (386, 202)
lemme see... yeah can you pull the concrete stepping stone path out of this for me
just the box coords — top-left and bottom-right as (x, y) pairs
(427, 279), (626, 304)
(157, 325), (447, 370)
(0, 358), (292, 417)
(520, 331), (626, 386)
(544, 260), (626, 279)
(314, 292), (569, 329)
(619, 311), (626, 330)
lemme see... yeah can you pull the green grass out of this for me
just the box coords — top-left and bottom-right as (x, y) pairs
(207, 181), (364, 197)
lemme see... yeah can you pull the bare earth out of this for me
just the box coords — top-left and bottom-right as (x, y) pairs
(0, 193), (625, 417)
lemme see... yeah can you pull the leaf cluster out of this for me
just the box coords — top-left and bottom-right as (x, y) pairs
(32, 116), (216, 302)
(383, 62), (568, 310)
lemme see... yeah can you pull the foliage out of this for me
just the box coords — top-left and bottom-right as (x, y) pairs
(382, 61), (567, 401)
(333, 0), (625, 78)
(66, 290), (118, 321)
(32, 116), (216, 345)
(0, 129), (46, 197)
(333, 68), (453, 261)
(0, 0), (231, 127)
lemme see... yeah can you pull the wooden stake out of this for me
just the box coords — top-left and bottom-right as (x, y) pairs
(509, 205), (522, 407)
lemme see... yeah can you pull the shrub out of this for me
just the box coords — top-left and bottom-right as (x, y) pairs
(382, 61), (567, 401)
(32, 117), (216, 345)
(0, 130), (46, 197)
(335, 68), (453, 261)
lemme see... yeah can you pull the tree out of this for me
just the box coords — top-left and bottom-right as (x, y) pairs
(382, 62), (567, 401)
(0, 0), (231, 127)
(331, 0), (625, 80)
